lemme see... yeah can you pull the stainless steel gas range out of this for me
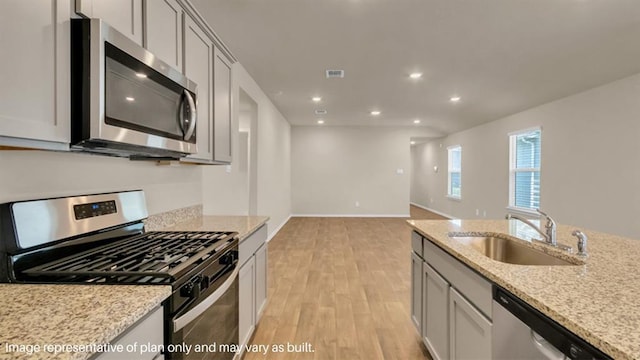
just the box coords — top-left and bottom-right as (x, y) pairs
(0, 190), (238, 360)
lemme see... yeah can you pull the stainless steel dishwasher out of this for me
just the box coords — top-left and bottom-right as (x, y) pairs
(492, 286), (611, 360)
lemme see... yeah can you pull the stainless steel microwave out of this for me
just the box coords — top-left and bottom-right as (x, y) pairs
(71, 19), (198, 158)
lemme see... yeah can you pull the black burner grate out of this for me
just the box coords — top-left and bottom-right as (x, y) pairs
(20, 231), (237, 284)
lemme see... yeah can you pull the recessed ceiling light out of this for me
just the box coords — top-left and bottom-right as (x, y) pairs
(125, 97), (135, 102)
(410, 141), (416, 145)
(413, 119), (421, 124)
(317, 119), (325, 124)
(135, 73), (147, 78)
(312, 96), (322, 102)
(409, 72), (422, 79)
(370, 110), (381, 116)
(450, 96), (461, 102)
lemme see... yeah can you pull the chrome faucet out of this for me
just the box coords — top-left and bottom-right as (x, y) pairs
(572, 230), (588, 257)
(505, 209), (557, 246)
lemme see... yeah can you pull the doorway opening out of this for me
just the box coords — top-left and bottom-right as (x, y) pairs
(239, 88), (258, 215)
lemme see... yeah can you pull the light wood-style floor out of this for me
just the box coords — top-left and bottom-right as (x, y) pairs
(243, 206), (446, 360)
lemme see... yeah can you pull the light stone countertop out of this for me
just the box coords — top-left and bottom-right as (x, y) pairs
(407, 219), (640, 360)
(159, 215), (270, 241)
(0, 284), (171, 360)
(0, 215), (268, 360)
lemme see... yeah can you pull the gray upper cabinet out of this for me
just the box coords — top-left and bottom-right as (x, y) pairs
(182, 14), (214, 162)
(213, 47), (232, 164)
(1, 0), (235, 159)
(144, 0), (182, 71)
(76, 0), (143, 45)
(0, 0), (71, 150)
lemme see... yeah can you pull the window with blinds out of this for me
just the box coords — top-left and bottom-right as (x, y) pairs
(509, 129), (541, 210)
(448, 145), (462, 198)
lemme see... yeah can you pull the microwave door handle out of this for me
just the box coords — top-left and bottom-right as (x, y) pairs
(180, 90), (197, 140)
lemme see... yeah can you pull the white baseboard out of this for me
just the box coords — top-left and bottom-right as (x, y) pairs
(267, 214), (292, 242)
(410, 202), (455, 219)
(291, 213), (410, 218)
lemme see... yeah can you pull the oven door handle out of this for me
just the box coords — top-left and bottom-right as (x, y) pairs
(172, 265), (238, 332)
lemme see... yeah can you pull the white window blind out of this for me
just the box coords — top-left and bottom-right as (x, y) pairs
(448, 145), (462, 198)
(509, 129), (541, 210)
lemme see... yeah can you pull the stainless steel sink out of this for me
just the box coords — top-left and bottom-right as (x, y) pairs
(449, 235), (581, 266)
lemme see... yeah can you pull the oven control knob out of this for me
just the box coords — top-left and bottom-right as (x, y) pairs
(180, 276), (201, 298)
(220, 252), (236, 265)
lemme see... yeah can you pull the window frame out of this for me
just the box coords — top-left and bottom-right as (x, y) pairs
(508, 127), (541, 214)
(447, 145), (462, 200)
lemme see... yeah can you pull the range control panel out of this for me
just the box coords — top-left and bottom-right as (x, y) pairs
(74, 200), (117, 220)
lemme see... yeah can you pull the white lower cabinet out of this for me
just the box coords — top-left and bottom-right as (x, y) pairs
(239, 255), (256, 348)
(413, 231), (493, 360)
(254, 243), (268, 319)
(238, 225), (268, 350)
(94, 306), (163, 360)
(410, 252), (422, 332)
(449, 287), (492, 359)
(422, 263), (450, 360)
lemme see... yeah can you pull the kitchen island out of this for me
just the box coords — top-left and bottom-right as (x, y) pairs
(408, 219), (640, 360)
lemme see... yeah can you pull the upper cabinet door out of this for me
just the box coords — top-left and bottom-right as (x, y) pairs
(76, 0), (143, 45)
(144, 0), (182, 71)
(213, 47), (232, 163)
(183, 15), (213, 162)
(0, 0), (70, 149)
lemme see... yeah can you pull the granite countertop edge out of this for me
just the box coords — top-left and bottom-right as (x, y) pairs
(0, 284), (171, 360)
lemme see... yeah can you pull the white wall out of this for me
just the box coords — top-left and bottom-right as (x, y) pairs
(292, 126), (441, 216)
(202, 63), (291, 239)
(0, 151), (202, 215)
(411, 72), (640, 238)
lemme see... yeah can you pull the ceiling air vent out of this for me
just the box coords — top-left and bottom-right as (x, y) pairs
(315, 110), (327, 115)
(326, 70), (344, 78)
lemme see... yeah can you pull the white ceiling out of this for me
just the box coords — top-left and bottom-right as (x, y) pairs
(191, 0), (640, 135)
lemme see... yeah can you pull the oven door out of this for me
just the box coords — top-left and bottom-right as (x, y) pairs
(169, 262), (239, 360)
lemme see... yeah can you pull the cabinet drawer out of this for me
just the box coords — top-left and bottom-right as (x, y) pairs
(239, 225), (267, 266)
(424, 238), (492, 319)
(411, 231), (423, 258)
